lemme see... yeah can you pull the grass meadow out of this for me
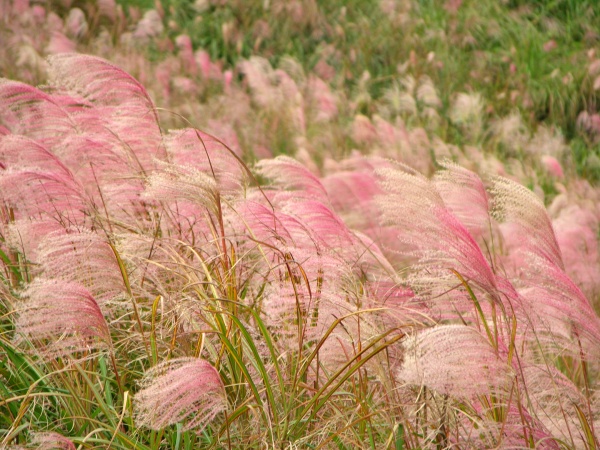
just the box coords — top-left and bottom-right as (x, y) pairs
(1, 0), (600, 448)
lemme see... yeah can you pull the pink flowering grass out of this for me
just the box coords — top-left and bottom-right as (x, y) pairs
(0, 46), (599, 449)
(135, 358), (227, 432)
(16, 278), (110, 360)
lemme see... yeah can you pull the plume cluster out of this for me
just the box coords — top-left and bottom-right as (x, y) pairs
(1, 53), (599, 449)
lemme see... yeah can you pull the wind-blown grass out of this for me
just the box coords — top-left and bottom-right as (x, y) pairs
(1, 0), (600, 448)
(0, 53), (598, 449)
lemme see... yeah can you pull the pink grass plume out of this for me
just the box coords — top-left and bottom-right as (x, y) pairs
(399, 324), (511, 397)
(31, 432), (76, 450)
(135, 357), (227, 432)
(17, 278), (110, 360)
(541, 154), (564, 179)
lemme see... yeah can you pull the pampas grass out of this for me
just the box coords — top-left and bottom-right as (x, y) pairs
(1, 0), (600, 447)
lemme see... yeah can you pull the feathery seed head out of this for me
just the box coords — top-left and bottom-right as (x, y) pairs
(17, 278), (110, 360)
(135, 358), (227, 432)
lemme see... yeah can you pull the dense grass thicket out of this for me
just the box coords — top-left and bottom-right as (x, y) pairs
(1, 0), (600, 448)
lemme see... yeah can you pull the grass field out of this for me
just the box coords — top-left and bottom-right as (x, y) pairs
(1, 0), (600, 448)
